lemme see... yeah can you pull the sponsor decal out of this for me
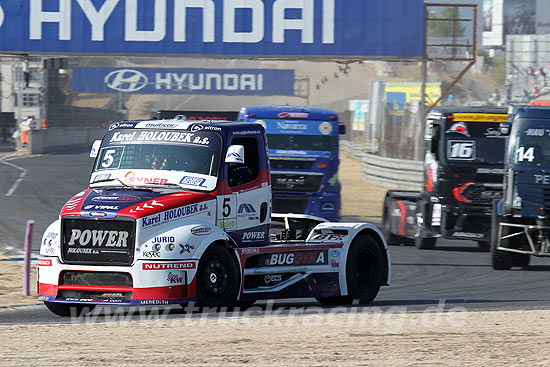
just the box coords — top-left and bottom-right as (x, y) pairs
(445, 122), (470, 137)
(278, 112), (309, 119)
(67, 229), (129, 248)
(232, 130), (261, 136)
(452, 113), (508, 123)
(190, 124), (204, 132)
(264, 274), (282, 284)
(108, 122), (120, 131)
(84, 205), (119, 211)
(238, 203), (259, 220)
(139, 299), (169, 305)
(242, 231), (266, 242)
(38, 259), (52, 266)
(124, 171), (169, 185)
(321, 203), (336, 211)
(330, 260), (340, 268)
(167, 272), (184, 284)
(452, 232), (484, 239)
(276, 121), (307, 130)
(319, 122), (333, 135)
(191, 226), (211, 236)
(143, 251), (160, 258)
(180, 176), (206, 187)
(239, 247), (260, 255)
(329, 249), (341, 258)
(484, 128), (504, 138)
(92, 195), (140, 202)
(105, 69), (148, 92)
(307, 277), (335, 293)
(93, 173), (112, 182)
(143, 122), (179, 129)
(311, 234), (345, 242)
(219, 219), (236, 230)
(141, 203), (209, 228)
(142, 262), (196, 270)
(45, 232), (58, 239)
(261, 251), (327, 266)
(152, 236), (175, 243)
(535, 174), (550, 184)
(179, 243), (196, 254)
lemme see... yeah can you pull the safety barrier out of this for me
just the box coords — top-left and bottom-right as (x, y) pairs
(341, 140), (423, 190)
(29, 127), (104, 154)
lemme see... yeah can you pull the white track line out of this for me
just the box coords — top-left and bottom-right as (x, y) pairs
(1, 159), (28, 196)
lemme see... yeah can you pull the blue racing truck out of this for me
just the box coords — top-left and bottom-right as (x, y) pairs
(238, 106), (344, 222)
(491, 105), (550, 269)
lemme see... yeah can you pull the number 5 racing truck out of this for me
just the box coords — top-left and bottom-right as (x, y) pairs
(37, 119), (390, 316)
(382, 107), (508, 250)
(491, 106), (550, 270)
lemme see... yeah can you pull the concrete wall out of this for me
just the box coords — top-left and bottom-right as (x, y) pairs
(29, 127), (105, 154)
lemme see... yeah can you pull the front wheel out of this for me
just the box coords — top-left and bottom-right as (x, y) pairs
(196, 244), (240, 307)
(415, 236), (436, 250)
(44, 301), (95, 317)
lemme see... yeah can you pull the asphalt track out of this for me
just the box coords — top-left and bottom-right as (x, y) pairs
(1, 151), (550, 324)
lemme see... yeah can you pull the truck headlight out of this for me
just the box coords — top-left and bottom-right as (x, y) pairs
(431, 204), (442, 226)
(512, 195), (522, 209)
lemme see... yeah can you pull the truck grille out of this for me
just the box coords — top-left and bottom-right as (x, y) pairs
(61, 217), (136, 266)
(273, 197), (308, 214)
(61, 271), (133, 287)
(270, 159), (314, 170)
(462, 184), (502, 205)
(271, 173), (323, 192)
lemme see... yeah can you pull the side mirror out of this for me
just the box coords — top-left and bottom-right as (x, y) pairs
(339, 124), (346, 135)
(90, 140), (101, 158)
(225, 145), (245, 164)
(499, 122), (511, 136)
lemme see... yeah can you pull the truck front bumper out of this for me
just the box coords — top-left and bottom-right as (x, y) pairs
(37, 257), (199, 306)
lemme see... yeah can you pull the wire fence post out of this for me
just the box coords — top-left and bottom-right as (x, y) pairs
(23, 219), (34, 296)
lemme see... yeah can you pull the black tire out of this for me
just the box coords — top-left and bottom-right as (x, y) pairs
(196, 244), (240, 307)
(382, 197), (399, 246)
(345, 234), (385, 304)
(316, 234), (384, 306)
(477, 240), (490, 252)
(415, 236), (436, 250)
(491, 212), (513, 270)
(44, 301), (96, 317)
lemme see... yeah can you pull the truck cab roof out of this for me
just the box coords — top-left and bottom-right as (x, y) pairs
(106, 119), (260, 133)
(239, 105), (338, 120)
(509, 105), (550, 119)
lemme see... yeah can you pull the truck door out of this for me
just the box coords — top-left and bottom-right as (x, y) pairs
(224, 135), (270, 246)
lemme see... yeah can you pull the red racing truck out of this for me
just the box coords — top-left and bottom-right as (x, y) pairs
(38, 119), (390, 316)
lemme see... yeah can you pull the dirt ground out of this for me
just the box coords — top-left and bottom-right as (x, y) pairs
(1, 309), (550, 366)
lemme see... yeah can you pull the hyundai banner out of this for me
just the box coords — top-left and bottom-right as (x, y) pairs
(73, 67), (295, 95)
(0, 0), (423, 58)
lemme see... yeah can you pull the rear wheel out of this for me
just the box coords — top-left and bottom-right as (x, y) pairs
(317, 234), (385, 306)
(44, 301), (95, 317)
(196, 244), (240, 307)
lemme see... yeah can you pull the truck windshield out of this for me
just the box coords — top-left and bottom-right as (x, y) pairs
(91, 129), (222, 190)
(443, 120), (506, 164)
(267, 134), (336, 152)
(509, 118), (550, 167)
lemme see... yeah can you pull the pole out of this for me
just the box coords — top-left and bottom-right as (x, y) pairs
(23, 219), (34, 296)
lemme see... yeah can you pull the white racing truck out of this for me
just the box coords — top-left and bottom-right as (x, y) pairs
(37, 119), (390, 316)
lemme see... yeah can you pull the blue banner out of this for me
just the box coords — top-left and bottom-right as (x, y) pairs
(73, 67), (295, 95)
(0, 0), (423, 58)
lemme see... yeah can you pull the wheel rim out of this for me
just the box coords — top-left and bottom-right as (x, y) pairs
(354, 247), (379, 293)
(199, 255), (230, 299)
